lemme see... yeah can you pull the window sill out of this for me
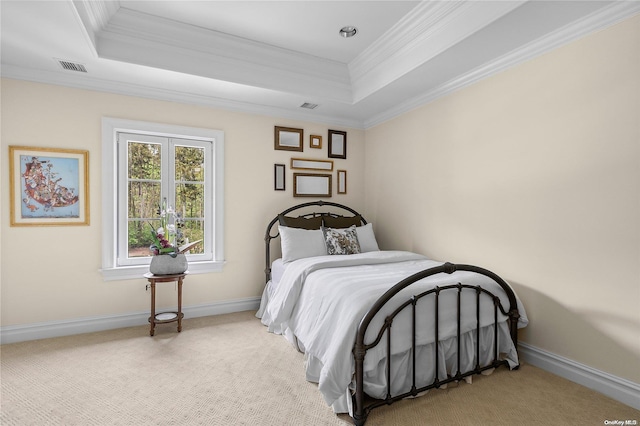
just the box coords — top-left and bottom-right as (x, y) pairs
(100, 260), (225, 281)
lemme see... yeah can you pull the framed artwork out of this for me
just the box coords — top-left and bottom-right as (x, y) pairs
(328, 129), (347, 159)
(290, 157), (333, 171)
(9, 146), (89, 226)
(310, 135), (322, 149)
(274, 126), (303, 151)
(293, 173), (332, 198)
(274, 164), (286, 191)
(337, 170), (347, 194)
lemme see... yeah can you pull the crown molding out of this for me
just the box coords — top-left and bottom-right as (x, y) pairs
(0, 65), (364, 129)
(72, 0), (120, 33)
(91, 6), (352, 103)
(349, 0), (526, 103)
(70, 0), (120, 54)
(349, 1), (463, 80)
(364, 1), (640, 129)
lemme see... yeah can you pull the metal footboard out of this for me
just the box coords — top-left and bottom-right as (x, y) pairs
(352, 262), (521, 426)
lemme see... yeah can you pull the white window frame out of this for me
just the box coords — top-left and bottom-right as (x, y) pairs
(101, 118), (225, 280)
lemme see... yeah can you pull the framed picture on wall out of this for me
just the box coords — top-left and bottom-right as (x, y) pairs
(328, 130), (347, 159)
(310, 135), (322, 149)
(275, 126), (303, 151)
(337, 170), (347, 194)
(290, 157), (333, 171)
(9, 145), (90, 226)
(274, 164), (286, 191)
(293, 173), (332, 197)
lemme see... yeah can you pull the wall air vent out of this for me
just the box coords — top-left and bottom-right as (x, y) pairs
(300, 102), (319, 110)
(56, 59), (87, 73)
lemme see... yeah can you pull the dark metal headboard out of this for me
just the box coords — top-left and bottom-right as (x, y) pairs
(264, 201), (367, 283)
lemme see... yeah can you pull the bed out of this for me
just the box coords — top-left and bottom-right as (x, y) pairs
(256, 201), (527, 425)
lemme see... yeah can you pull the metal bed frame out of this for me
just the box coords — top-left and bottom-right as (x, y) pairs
(264, 201), (521, 426)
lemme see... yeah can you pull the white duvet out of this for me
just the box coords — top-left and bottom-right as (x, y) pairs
(259, 251), (528, 411)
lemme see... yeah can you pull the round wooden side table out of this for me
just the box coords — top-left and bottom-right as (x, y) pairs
(143, 271), (187, 336)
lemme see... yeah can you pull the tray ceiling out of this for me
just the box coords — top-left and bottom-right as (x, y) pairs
(1, 1), (638, 128)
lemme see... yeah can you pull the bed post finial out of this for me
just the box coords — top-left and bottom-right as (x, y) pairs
(443, 262), (457, 274)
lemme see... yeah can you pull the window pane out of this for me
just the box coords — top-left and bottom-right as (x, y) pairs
(127, 172), (160, 259)
(175, 180), (205, 254)
(176, 183), (204, 218)
(127, 220), (155, 258)
(175, 145), (204, 182)
(128, 181), (161, 219)
(182, 220), (205, 254)
(128, 142), (161, 180)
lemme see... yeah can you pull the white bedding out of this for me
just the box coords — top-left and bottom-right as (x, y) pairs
(257, 251), (528, 413)
(271, 258), (286, 286)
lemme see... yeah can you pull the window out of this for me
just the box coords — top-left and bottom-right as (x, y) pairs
(101, 118), (224, 280)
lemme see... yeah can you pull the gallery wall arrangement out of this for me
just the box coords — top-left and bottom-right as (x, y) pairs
(273, 126), (348, 197)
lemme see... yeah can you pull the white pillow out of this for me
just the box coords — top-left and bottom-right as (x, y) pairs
(356, 223), (380, 252)
(279, 225), (327, 263)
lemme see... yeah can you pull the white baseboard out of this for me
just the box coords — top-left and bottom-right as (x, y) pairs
(0, 297), (261, 345)
(518, 342), (640, 410)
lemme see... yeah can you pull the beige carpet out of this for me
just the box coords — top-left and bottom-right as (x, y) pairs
(1, 311), (638, 425)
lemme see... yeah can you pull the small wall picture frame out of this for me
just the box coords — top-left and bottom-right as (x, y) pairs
(275, 126), (303, 151)
(293, 173), (332, 198)
(328, 129), (347, 159)
(337, 170), (347, 194)
(310, 135), (322, 149)
(290, 157), (333, 172)
(274, 164), (286, 191)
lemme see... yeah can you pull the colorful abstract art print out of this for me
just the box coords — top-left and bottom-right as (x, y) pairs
(9, 146), (89, 226)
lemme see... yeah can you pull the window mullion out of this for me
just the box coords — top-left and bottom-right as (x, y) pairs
(162, 139), (172, 208)
(117, 133), (131, 263)
(204, 141), (214, 257)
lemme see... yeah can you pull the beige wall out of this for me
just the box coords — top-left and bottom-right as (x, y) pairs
(1, 14), (638, 387)
(0, 79), (365, 325)
(365, 15), (640, 382)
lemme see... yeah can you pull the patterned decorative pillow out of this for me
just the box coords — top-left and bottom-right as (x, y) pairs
(322, 225), (361, 255)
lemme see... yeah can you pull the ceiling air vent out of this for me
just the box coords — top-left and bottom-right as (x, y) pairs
(300, 102), (319, 110)
(57, 59), (87, 73)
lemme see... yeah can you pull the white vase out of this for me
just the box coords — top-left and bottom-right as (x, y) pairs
(149, 253), (188, 275)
